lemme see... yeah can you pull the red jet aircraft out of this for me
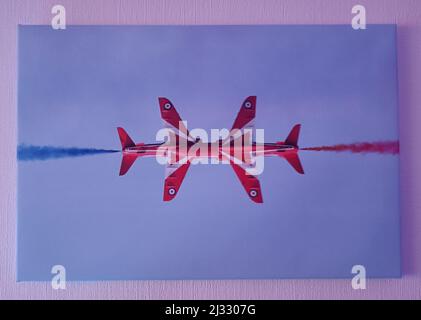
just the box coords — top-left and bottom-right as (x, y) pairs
(117, 97), (304, 203)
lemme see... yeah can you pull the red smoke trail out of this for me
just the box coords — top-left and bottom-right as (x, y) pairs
(301, 141), (399, 155)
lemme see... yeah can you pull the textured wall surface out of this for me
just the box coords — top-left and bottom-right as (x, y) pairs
(1, 0), (420, 299)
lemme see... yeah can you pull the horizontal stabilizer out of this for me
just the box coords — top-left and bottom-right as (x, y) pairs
(119, 154), (137, 176)
(285, 124), (301, 147)
(283, 152), (305, 174)
(117, 127), (135, 149)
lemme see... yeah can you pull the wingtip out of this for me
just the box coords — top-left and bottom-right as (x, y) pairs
(249, 189), (263, 203)
(245, 96), (257, 105)
(163, 186), (178, 201)
(158, 97), (170, 104)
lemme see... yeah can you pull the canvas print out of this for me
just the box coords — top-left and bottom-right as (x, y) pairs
(17, 25), (400, 280)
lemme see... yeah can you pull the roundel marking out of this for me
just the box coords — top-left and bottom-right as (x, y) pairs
(249, 190), (258, 197)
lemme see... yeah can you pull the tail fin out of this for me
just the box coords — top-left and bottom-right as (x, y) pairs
(285, 124), (301, 147)
(283, 152), (305, 174)
(279, 124), (304, 174)
(119, 154), (137, 176)
(117, 127), (135, 149)
(117, 128), (137, 176)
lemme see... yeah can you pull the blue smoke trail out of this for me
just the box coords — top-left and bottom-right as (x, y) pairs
(18, 144), (120, 161)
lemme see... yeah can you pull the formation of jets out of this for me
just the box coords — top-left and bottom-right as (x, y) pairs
(117, 97), (304, 203)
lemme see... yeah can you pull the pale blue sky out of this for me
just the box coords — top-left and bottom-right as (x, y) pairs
(18, 25), (400, 280)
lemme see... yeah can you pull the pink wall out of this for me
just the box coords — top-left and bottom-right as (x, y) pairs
(1, 0), (420, 299)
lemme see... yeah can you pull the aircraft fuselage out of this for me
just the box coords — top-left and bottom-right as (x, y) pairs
(122, 140), (298, 162)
